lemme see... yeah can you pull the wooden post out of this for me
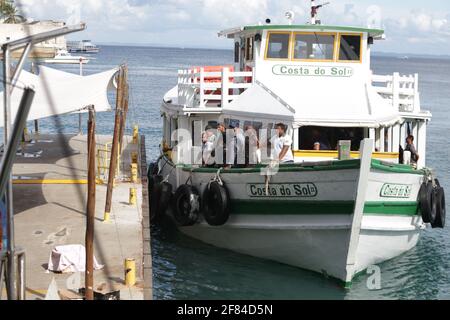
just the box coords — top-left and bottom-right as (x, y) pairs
(104, 67), (124, 220)
(85, 107), (96, 300)
(118, 66), (129, 154)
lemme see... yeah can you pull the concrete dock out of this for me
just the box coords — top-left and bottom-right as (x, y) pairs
(1, 133), (152, 300)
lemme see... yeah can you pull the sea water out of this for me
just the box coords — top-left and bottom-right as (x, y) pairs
(3, 46), (450, 300)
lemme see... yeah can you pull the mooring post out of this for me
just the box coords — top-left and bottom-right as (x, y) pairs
(104, 66), (125, 222)
(85, 107), (96, 300)
(118, 65), (129, 155)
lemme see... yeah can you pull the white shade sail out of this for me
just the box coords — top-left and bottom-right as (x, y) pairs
(0, 66), (118, 127)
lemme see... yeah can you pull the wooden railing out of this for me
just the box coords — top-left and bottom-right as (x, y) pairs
(178, 67), (253, 108)
(372, 72), (420, 113)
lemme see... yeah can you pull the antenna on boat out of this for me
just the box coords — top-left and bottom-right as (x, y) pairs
(310, 0), (330, 25)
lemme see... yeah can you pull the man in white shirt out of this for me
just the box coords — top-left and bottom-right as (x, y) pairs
(271, 123), (294, 163)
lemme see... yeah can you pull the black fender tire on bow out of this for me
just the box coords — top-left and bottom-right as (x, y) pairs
(432, 187), (446, 229)
(172, 185), (200, 226)
(419, 181), (437, 224)
(203, 181), (230, 226)
(148, 162), (159, 178)
(149, 175), (172, 223)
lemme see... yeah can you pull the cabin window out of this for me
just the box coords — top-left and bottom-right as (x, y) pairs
(293, 33), (335, 61)
(338, 34), (362, 62)
(245, 37), (254, 61)
(298, 127), (365, 151)
(266, 32), (291, 59)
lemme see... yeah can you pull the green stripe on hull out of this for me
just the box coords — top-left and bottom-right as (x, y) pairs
(364, 201), (419, 216)
(231, 200), (355, 215)
(230, 200), (419, 217)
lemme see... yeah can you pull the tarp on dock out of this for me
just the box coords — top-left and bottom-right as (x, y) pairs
(0, 66), (118, 127)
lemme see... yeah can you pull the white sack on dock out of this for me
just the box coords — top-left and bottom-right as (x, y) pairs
(0, 66), (118, 127)
(47, 244), (104, 273)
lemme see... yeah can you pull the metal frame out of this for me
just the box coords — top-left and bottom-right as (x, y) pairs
(1, 23), (86, 300)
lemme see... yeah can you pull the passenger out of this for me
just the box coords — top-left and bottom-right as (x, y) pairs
(216, 122), (231, 169)
(271, 123), (294, 163)
(312, 129), (331, 151)
(202, 125), (216, 167)
(405, 135), (420, 166)
(245, 125), (261, 166)
(234, 126), (246, 167)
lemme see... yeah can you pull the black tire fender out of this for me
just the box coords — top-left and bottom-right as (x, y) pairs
(203, 181), (231, 226)
(419, 181), (437, 224)
(172, 185), (200, 226)
(432, 187), (446, 229)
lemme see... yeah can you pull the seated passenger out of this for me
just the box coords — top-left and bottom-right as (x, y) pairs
(271, 123), (294, 163)
(312, 129), (331, 150)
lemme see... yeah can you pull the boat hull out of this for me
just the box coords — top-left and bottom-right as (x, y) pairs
(157, 157), (425, 285)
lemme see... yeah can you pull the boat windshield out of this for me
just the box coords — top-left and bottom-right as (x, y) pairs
(294, 33), (335, 61)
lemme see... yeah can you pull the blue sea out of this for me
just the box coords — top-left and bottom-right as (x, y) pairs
(8, 45), (450, 299)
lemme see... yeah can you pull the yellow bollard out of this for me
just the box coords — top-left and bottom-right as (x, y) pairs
(131, 152), (138, 164)
(132, 125), (139, 144)
(103, 211), (110, 223)
(130, 163), (138, 183)
(124, 258), (136, 287)
(129, 188), (137, 205)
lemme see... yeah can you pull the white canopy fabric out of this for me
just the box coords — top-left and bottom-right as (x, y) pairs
(289, 82), (401, 128)
(222, 83), (295, 122)
(0, 66), (118, 127)
(231, 76), (402, 129)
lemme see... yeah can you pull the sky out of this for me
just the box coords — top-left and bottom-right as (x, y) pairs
(16, 0), (450, 55)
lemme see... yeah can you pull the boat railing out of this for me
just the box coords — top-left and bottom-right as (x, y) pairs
(372, 72), (420, 113)
(178, 67), (253, 108)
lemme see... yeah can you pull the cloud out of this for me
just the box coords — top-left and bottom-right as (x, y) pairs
(13, 0), (450, 53)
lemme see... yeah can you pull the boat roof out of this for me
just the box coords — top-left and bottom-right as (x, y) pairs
(219, 24), (385, 39)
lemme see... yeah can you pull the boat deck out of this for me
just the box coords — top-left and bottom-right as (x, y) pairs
(1, 133), (152, 300)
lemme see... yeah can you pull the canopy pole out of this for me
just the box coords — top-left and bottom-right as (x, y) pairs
(118, 66), (129, 154)
(2, 45), (17, 300)
(104, 67), (125, 220)
(85, 106), (96, 300)
(78, 60), (84, 136)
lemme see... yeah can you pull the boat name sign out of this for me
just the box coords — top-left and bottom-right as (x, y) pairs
(380, 184), (412, 198)
(247, 183), (318, 198)
(272, 65), (354, 77)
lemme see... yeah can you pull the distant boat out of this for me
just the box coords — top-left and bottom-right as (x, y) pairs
(67, 40), (100, 54)
(43, 49), (90, 64)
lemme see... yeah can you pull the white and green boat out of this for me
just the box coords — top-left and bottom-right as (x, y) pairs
(150, 3), (446, 287)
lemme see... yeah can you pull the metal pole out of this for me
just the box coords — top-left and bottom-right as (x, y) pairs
(17, 251), (26, 300)
(85, 107), (96, 300)
(78, 60), (83, 135)
(104, 68), (124, 220)
(2, 46), (17, 300)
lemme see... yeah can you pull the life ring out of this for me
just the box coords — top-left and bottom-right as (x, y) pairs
(172, 185), (200, 226)
(419, 181), (437, 224)
(432, 187), (446, 229)
(203, 181), (230, 226)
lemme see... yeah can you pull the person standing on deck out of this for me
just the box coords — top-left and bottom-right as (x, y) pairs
(271, 123), (294, 164)
(405, 135), (420, 167)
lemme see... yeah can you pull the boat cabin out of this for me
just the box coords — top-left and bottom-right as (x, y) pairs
(162, 22), (431, 168)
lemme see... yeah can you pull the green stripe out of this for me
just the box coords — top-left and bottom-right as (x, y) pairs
(364, 201), (419, 216)
(371, 160), (425, 175)
(243, 24), (384, 36)
(231, 200), (355, 215)
(183, 159), (360, 174)
(229, 200), (419, 217)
